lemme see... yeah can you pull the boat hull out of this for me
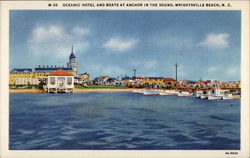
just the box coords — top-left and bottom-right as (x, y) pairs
(208, 95), (222, 100)
(200, 94), (208, 99)
(178, 92), (193, 97)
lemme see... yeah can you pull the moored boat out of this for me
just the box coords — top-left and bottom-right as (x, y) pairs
(132, 89), (143, 94)
(208, 95), (222, 100)
(200, 94), (208, 99)
(195, 91), (203, 98)
(223, 94), (240, 100)
(159, 90), (178, 96)
(143, 89), (159, 95)
(178, 91), (193, 97)
(195, 93), (201, 98)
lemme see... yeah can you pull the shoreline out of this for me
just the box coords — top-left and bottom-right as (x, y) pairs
(9, 88), (133, 93)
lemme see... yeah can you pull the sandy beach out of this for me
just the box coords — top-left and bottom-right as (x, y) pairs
(9, 88), (133, 93)
(74, 88), (133, 93)
(9, 89), (44, 93)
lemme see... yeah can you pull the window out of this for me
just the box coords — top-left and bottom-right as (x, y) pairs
(50, 77), (55, 85)
(67, 77), (72, 85)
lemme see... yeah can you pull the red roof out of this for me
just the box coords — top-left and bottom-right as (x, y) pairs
(135, 76), (144, 79)
(196, 81), (209, 84)
(163, 78), (176, 81)
(48, 69), (74, 76)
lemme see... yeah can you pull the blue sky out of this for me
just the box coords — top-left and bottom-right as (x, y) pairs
(10, 10), (241, 81)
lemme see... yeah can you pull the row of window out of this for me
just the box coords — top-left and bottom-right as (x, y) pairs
(50, 77), (72, 85)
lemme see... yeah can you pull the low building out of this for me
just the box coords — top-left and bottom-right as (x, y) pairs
(79, 72), (90, 83)
(163, 78), (176, 88)
(92, 76), (109, 85)
(74, 77), (82, 85)
(122, 76), (133, 87)
(144, 77), (164, 88)
(131, 76), (144, 88)
(47, 69), (74, 93)
(9, 68), (39, 85)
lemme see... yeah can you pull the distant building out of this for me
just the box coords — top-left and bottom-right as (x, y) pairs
(144, 77), (164, 88)
(47, 69), (74, 93)
(107, 78), (119, 85)
(163, 78), (176, 88)
(79, 72), (90, 83)
(67, 46), (78, 76)
(131, 76), (144, 88)
(9, 68), (39, 85)
(122, 76), (133, 87)
(92, 76), (109, 85)
(34, 65), (73, 80)
(9, 46), (82, 86)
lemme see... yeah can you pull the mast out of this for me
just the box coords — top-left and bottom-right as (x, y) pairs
(174, 63), (179, 82)
(133, 69), (136, 79)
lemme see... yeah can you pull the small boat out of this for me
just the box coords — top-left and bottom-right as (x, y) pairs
(159, 91), (172, 96)
(178, 91), (193, 97)
(223, 94), (240, 100)
(208, 95), (222, 100)
(132, 89), (143, 94)
(143, 89), (159, 95)
(195, 91), (203, 98)
(159, 90), (178, 96)
(208, 88), (230, 100)
(195, 93), (201, 98)
(200, 94), (208, 99)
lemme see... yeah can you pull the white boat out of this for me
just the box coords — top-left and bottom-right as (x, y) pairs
(195, 91), (203, 98)
(143, 89), (159, 95)
(208, 88), (229, 100)
(178, 91), (193, 97)
(132, 89), (143, 94)
(208, 95), (222, 100)
(200, 94), (208, 99)
(159, 92), (172, 96)
(223, 94), (240, 100)
(159, 90), (178, 96)
(195, 93), (201, 98)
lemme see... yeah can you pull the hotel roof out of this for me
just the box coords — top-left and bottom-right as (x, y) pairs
(48, 69), (74, 76)
(10, 68), (32, 73)
(35, 67), (73, 71)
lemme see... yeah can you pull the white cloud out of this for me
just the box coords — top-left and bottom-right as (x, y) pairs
(226, 67), (238, 75)
(102, 37), (139, 52)
(208, 66), (218, 72)
(87, 64), (126, 76)
(71, 26), (90, 36)
(197, 33), (229, 49)
(28, 25), (90, 59)
(131, 60), (158, 69)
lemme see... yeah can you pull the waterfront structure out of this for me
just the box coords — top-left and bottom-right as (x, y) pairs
(9, 68), (39, 85)
(47, 69), (74, 93)
(163, 78), (176, 88)
(67, 46), (78, 76)
(144, 77), (164, 88)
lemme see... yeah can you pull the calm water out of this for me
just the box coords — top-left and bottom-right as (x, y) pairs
(9, 92), (240, 150)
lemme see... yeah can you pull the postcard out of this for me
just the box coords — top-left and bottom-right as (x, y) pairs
(0, 0), (249, 158)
